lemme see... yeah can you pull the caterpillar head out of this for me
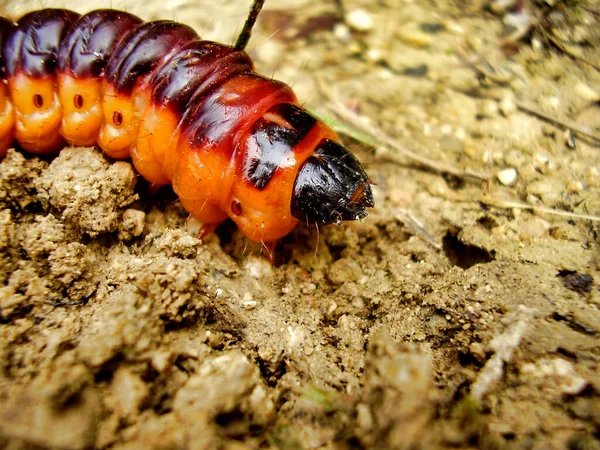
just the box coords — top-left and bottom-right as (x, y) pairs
(230, 103), (374, 242)
(291, 139), (374, 225)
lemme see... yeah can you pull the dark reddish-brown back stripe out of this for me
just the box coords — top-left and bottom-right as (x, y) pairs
(4, 9), (80, 77)
(58, 10), (143, 78)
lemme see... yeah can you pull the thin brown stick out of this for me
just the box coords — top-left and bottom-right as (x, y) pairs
(537, 27), (600, 73)
(316, 78), (490, 181)
(454, 87), (600, 144)
(235, 0), (266, 50)
(480, 198), (600, 222)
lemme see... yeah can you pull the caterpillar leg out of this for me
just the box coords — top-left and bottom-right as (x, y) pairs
(179, 196), (227, 241)
(197, 223), (220, 240)
(262, 240), (278, 266)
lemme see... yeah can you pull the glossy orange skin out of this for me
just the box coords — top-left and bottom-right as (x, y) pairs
(0, 9), (359, 244)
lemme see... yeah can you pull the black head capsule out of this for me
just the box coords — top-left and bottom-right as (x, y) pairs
(291, 139), (374, 225)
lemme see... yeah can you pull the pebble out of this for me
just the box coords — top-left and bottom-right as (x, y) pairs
(151, 351), (172, 373)
(497, 168), (518, 186)
(534, 153), (549, 166)
(567, 180), (584, 193)
(397, 24), (433, 48)
(333, 23), (351, 43)
(531, 37), (543, 51)
(585, 167), (599, 187)
(356, 403), (373, 430)
(564, 129), (576, 149)
(440, 135), (464, 152)
(544, 96), (560, 110)
(490, 0), (517, 14)
(366, 47), (386, 64)
(301, 282), (317, 294)
(185, 217), (202, 236)
(244, 257), (273, 278)
(574, 82), (600, 102)
(443, 20), (464, 34)
(243, 300), (257, 310)
(526, 178), (565, 206)
(477, 100), (498, 117)
(346, 8), (374, 32)
(520, 358), (588, 396)
(499, 91), (517, 117)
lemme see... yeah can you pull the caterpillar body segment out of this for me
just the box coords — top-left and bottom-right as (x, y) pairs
(0, 8), (374, 245)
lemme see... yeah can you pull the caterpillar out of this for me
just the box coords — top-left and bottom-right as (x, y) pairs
(0, 3), (374, 253)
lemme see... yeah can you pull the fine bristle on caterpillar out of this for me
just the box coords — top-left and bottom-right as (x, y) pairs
(0, 3), (374, 255)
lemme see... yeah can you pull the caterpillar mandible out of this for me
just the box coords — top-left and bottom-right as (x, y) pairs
(0, 1), (374, 254)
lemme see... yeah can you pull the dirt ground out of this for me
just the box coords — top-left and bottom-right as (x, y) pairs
(0, 0), (599, 448)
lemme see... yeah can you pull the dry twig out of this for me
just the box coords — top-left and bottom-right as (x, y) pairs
(471, 305), (534, 403)
(315, 78), (490, 181)
(480, 198), (600, 222)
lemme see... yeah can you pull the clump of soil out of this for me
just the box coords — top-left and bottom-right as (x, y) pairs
(1, 0), (599, 449)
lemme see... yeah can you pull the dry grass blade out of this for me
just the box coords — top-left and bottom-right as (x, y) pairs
(327, 101), (491, 181)
(481, 198), (600, 222)
(395, 209), (442, 250)
(470, 305), (534, 403)
(315, 77), (491, 181)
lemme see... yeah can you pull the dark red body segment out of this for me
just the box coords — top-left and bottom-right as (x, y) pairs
(105, 21), (199, 94)
(58, 10), (143, 77)
(149, 41), (253, 115)
(0, 17), (14, 77)
(3, 9), (81, 77)
(0, 8), (374, 244)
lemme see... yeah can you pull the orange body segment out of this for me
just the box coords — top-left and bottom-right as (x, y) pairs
(8, 73), (64, 153)
(130, 101), (179, 186)
(0, 83), (15, 158)
(228, 121), (338, 242)
(98, 84), (139, 159)
(58, 74), (103, 146)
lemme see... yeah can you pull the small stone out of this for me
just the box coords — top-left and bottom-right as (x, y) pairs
(243, 300), (257, 310)
(526, 178), (565, 206)
(499, 91), (517, 117)
(544, 96), (560, 110)
(440, 135), (463, 152)
(478, 99), (498, 117)
(443, 20), (464, 34)
(185, 217), (202, 236)
(151, 351), (173, 373)
(497, 168), (518, 186)
(531, 37), (543, 51)
(567, 180), (583, 193)
(565, 129), (576, 149)
(366, 47), (386, 64)
(534, 153), (549, 166)
(574, 82), (600, 102)
(585, 167), (599, 187)
(244, 257), (273, 278)
(490, 0), (517, 14)
(301, 282), (316, 294)
(333, 23), (351, 42)
(346, 8), (374, 32)
(108, 368), (148, 419)
(356, 403), (373, 430)
(397, 24), (433, 47)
